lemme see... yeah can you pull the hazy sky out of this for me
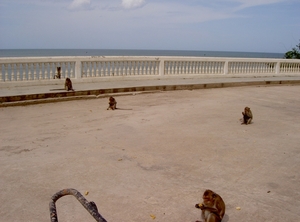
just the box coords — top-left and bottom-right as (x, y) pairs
(0, 0), (299, 53)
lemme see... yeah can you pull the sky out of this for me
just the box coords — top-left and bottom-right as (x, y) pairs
(0, 0), (299, 53)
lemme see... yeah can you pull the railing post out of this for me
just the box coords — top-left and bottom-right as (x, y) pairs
(75, 59), (82, 79)
(159, 58), (164, 76)
(275, 61), (280, 75)
(224, 61), (229, 75)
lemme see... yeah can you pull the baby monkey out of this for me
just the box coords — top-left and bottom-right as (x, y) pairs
(64, 77), (74, 91)
(195, 189), (225, 222)
(242, 106), (253, 125)
(107, 96), (117, 110)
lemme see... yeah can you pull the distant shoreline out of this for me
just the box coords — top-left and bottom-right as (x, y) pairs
(0, 49), (284, 59)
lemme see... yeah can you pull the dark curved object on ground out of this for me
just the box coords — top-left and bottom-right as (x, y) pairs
(49, 188), (107, 222)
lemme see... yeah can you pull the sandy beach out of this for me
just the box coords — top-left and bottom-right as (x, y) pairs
(0, 85), (300, 222)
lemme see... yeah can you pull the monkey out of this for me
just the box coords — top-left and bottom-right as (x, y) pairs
(242, 106), (253, 125)
(54, 67), (61, 79)
(107, 96), (117, 110)
(64, 77), (74, 91)
(195, 189), (225, 222)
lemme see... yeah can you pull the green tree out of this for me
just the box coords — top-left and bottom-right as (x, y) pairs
(284, 40), (300, 59)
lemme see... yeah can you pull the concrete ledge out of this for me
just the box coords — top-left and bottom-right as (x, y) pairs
(1, 79), (300, 107)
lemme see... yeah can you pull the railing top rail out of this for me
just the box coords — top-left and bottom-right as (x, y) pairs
(0, 56), (299, 64)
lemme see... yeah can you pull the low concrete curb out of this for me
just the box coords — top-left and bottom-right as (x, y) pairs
(1, 79), (300, 107)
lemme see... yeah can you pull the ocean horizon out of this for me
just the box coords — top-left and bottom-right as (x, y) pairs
(0, 49), (285, 59)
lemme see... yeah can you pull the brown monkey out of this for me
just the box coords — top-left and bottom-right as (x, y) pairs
(242, 107), (253, 125)
(54, 67), (61, 79)
(64, 77), (74, 91)
(195, 189), (225, 222)
(107, 96), (117, 110)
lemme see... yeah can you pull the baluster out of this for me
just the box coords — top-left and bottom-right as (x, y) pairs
(215, 62), (219, 74)
(232, 63), (235, 74)
(38, 63), (42, 79)
(122, 61), (126, 75)
(191, 61), (195, 74)
(258, 63), (262, 73)
(173, 61), (177, 74)
(104, 62), (108, 76)
(4, 64), (9, 81)
(100, 62), (104, 77)
(142, 61), (146, 75)
(194, 61), (198, 74)
(233, 62), (237, 74)
(95, 62), (99, 77)
(177, 61), (181, 74)
(117, 61), (121, 76)
(27, 63), (32, 80)
(115, 61), (119, 76)
(119, 61), (123, 76)
(138, 62), (141, 75)
(198, 62), (202, 74)
(49, 63), (53, 79)
(91, 62), (94, 77)
(170, 61), (173, 74)
(180, 62), (183, 74)
(260, 63), (263, 73)
(33, 63), (37, 80)
(253, 63), (257, 73)
(112, 61), (115, 76)
(186, 62), (189, 74)
(134, 62), (138, 75)
(22, 64), (27, 80)
(292, 63), (296, 72)
(146, 62), (149, 75)
(0, 64), (3, 82)
(16, 64), (21, 81)
(214, 62), (217, 74)
(220, 62), (223, 74)
(107, 62), (111, 76)
(69, 62), (74, 78)
(127, 61), (130, 75)
(10, 64), (15, 81)
(43, 63), (48, 79)
(247, 62), (251, 73)
(183, 61), (186, 74)
(167, 61), (171, 75)
(216, 62), (220, 74)
(150, 62), (154, 75)
(63, 62), (68, 78)
(86, 62), (90, 77)
(143, 61), (146, 75)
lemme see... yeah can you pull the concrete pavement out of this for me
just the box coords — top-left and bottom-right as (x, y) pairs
(1, 84), (300, 221)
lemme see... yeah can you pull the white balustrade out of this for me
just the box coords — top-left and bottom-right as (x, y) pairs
(0, 56), (300, 82)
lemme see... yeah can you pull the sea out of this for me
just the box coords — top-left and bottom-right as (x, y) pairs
(0, 49), (284, 59)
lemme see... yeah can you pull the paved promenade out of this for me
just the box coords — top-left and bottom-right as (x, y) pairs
(1, 76), (300, 105)
(1, 82), (300, 221)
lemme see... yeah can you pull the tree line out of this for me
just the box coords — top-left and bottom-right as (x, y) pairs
(285, 40), (300, 59)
